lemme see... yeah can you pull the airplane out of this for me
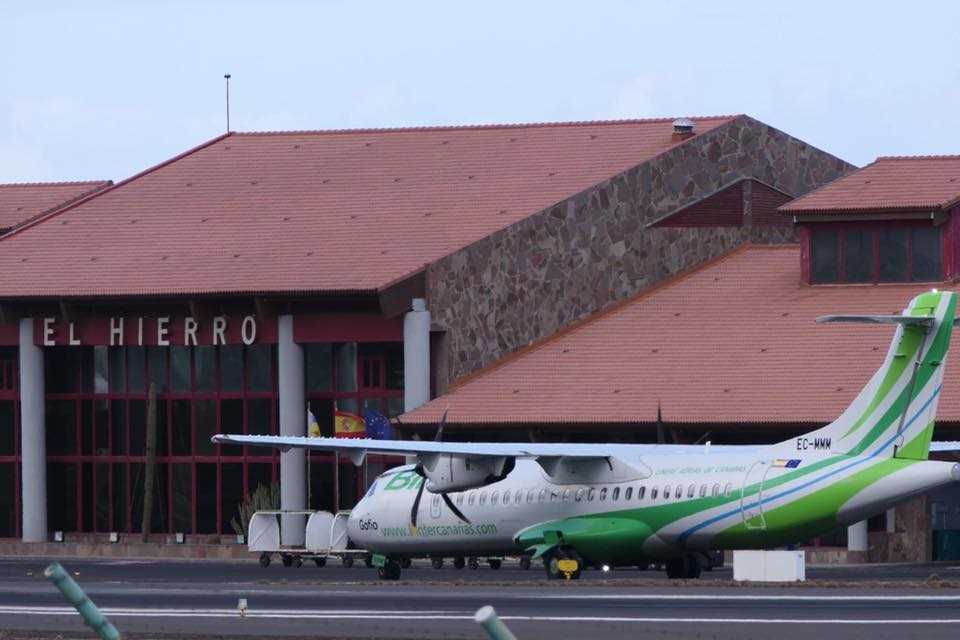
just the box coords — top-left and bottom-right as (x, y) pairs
(214, 290), (960, 580)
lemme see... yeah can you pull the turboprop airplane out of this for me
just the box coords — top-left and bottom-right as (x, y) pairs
(214, 291), (960, 580)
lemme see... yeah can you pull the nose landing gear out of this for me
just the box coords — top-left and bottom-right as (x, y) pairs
(665, 553), (702, 579)
(543, 548), (582, 580)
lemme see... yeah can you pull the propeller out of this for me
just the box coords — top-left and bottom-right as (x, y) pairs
(409, 409), (470, 527)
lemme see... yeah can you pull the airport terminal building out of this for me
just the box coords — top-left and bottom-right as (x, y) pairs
(2, 115), (957, 561)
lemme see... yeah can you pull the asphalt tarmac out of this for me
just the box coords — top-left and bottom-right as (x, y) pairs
(0, 556), (959, 640)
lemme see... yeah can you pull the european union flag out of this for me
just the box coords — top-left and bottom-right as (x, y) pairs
(363, 408), (394, 440)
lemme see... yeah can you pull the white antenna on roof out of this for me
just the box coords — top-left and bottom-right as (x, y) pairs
(224, 73), (232, 133)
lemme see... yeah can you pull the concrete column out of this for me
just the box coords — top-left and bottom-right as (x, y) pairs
(847, 519), (868, 552)
(886, 508), (897, 533)
(19, 318), (46, 542)
(277, 315), (306, 546)
(403, 299), (431, 412)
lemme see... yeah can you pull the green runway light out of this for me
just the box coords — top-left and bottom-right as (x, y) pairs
(44, 562), (122, 640)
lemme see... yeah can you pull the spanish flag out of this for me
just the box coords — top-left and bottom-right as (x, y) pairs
(335, 410), (366, 438)
(307, 408), (322, 437)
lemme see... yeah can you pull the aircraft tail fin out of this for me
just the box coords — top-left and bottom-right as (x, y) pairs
(775, 290), (956, 461)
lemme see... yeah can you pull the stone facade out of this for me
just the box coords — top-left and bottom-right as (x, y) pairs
(868, 496), (933, 563)
(427, 115), (854, 384)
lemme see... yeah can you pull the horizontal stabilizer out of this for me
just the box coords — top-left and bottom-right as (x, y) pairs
(815, 314), (934, 328)
(930, 441), (960, 453)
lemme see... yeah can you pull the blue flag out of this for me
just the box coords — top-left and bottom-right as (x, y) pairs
(363, 408), (394, 440)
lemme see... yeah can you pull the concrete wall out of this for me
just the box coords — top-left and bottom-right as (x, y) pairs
(427, 115), (854, 383)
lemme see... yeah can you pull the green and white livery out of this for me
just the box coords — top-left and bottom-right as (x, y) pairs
(214, 291), (960, 580)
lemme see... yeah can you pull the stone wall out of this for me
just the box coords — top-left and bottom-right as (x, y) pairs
(868, 496), (933, 563)
(427, 115), (854, 384)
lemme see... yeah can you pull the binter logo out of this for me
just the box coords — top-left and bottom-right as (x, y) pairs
(383, 471), (424, 491)
(796, 437), (831, 451)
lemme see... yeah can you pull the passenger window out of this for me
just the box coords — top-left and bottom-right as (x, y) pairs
(687, 484), (695, 498)
(491, 490), (499, 505)
(550, 489), (560, 503)
(468, 492), (476, 506)
(562, 489), (572, 502)
(600, 487), (608, 501)
(612, 487), (620, 501)
(724, 483), (733, 497)
(479, 492), (487, 506)
(575, 488), (584, 502)
(712, 484), (720, 497)
(526, 489), (535, 504)
(699, 484), (707, 498)
(515, 489), (523, 505)
(456, 493), (465, 506)
(663, 485), (671, 499)
(538, 489), (546, 503)
(625, 487), (633, 500)
(587, 487), (596, 501)
(651, 487), (659, 499)
(638, 486), (646, 500)
(675, 486), (683, 499)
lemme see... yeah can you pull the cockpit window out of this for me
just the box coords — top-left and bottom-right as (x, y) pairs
(364, 480), (377, 498)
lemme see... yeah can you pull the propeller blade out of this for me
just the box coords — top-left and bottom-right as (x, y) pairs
(410, 473), (426, 528)
(442, 492), (470, 524)
(434, 408), (449, 442)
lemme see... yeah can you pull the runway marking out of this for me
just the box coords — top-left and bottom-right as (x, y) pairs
(1, 606), (959, 624)
(537, 594), (960, 602)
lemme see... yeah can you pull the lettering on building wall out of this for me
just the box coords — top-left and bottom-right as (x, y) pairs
(40, 315), (261, 347)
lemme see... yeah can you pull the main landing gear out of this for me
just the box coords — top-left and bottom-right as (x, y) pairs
(665, 554), (702, 580)
(377, 558), (402, 580)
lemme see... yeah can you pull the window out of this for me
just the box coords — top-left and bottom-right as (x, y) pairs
(468, 492), (476, 506)
(550, 489), (560, 503)
(637, 486), (645, 500)
(575, 488), (584, 502)
(663, 485), (670, 500)
(456, 493), (464, 506)
(515, 489), (523, 505)
(562, 489), (572, 502)
(912, 227), (942, 281)
(599, 487), (608, 501)
(538, 489), (547, 503)
(809, 225), (942, 284)
(699, 484), (707, 498)
(844, 229), (873, 282)
(723, 483), (733, 497)
(675, 486), (684, 499)
(479, 492), (487, 506)
(491, 490), (499, 505)
(651, 487), (658, 500)
(625, 487), (633, 500)
(587, 487), (596, 501)
(527, 489), (535, 504)
(612, 487), (620, 501)
(879, 228), (909, 282)
(687, 484), (695, 498)
(712, 483), (720, 497)
(811, 229), (839, 283)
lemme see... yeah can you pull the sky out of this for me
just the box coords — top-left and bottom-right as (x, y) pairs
(2, 0), (959, 183)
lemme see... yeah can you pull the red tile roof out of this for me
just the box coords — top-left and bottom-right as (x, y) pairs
(0, 181), (111, 231)
(0, 117), (736, 298)
(781, 155), (960, 215)
(403, 245), (960, 425)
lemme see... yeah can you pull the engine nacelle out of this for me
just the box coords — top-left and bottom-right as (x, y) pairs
(421, 454), (515, 493)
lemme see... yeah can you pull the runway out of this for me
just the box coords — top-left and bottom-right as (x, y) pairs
(0, 557), (958, 639)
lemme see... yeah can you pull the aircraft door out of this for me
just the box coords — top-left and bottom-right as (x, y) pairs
(740, 460), (772, 530)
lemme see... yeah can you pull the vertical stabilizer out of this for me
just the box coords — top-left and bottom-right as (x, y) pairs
(775, 291), (955, 461)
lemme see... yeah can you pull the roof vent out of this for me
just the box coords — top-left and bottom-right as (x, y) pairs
(672, 117), (696, 139)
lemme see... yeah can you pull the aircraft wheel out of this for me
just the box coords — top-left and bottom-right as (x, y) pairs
(431, 557), (444, 570)
(259, 552), (271, 568)
(342, 555), (354, 568)
(686, 554), (702, 579)
(292, 555), (303, 568)
(453, 556), (465, 570)
(488, 558), (502, 570)
(544, 555), (562, 580)
(636, 561), (649, 571)
(665, 554), (701, 579)
(400, 558), (412, 569)
(519, 556), (531, 570)
(314, 557), (326, 568)
(363, 555), (374, 568)
(281, 554), (293, 568)
(378, 560), (401, 580)
(467, 556), (480, 570)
